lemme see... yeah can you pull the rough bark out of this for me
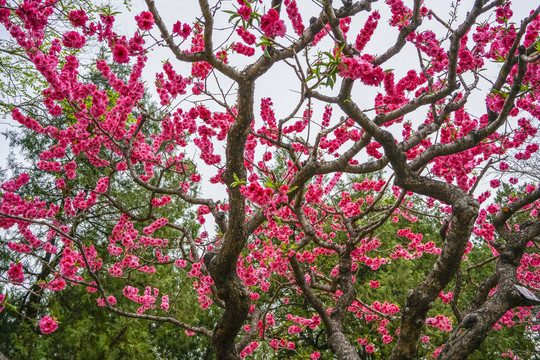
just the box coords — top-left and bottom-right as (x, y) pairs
(206, 79), (255, 360)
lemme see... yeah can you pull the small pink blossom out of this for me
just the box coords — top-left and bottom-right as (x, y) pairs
(39, 316), (59, 334)
(161, 295), (169, 310)
(62, 31), (85, 48)
(135, 11), (154, 30)
(7, 262), (24, 283)
(238, 6), (252, 21)
(234, 42), (255, 56)
(490, 179), (501, 188)
(339, 56), (385, 85)
(173, 21), (191, 38)
(382, 335), (393, 344)
(113, 44), (130, 63)
(69, 10), (88, 27)
(87, 282), (98, 293)
(261, 9), (286, 38)
(288, 325), (302, 334)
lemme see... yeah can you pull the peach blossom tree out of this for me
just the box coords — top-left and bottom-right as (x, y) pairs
(1, 0), (540, 359)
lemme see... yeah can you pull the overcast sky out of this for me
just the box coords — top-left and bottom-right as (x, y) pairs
(0, 0), (535, 188)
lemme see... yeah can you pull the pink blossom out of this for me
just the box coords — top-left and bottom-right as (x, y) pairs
(1, 173), (29, 192)
(426, 314), (453, 332)
(116, 162), (128, 171)
(496, 3), (513, 23)
(39, 316), (59, 334)
(261, 9), (286, 38)
(339, 56), (385, 85)
(43, 277), (66, 291)
(143, 218), (169, 235)
(234, 42), (255, 57)
(7, 262), (24, 283)
(69, 10), (88, 27)
(113, 44), (130, 63)
(135, 11), (154, 30)
(152, 196), (172, 207)
(238, 6), (252, 21)
(175, 259), (187, 268)
(284, 0), (304, 36)
(55, 178), (66, 189)
(87, 282), (98, 293)
(288, 325), (302, 334)
(236, 27), (256, 45)
(62, 31), (85, 48)
(355, 11), (380, 52)
(94, 177), (109, 193)
(161, 295), (169, 310)
(382, 335), (394, 344)
(431, 345), (444, 358)
(438, 291), (454, 303)
(173, 22), (191, 38)
(490, 179), (501, 188)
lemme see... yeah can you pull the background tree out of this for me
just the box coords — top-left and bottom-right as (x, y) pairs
(0, 47), (216, 359)
(1, 0), (540, 360)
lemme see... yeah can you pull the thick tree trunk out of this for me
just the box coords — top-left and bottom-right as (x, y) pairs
(439, 219), (540, 359)
(328, 330), (361, 360)
(210, 272), (250, 360)
(439, 268), (518, 359)
(207, 78), (255, 360)
(389, 196), (479, 360)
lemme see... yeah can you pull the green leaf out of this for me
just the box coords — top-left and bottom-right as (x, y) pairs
(534, 40), (540, 54)
(326, 76), (334, 88)
(231, 173), (247, 187)
(287, 186), (299, 193)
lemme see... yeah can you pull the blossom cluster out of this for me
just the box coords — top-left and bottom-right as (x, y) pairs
(338, 56), (385, 86)
(260, 9), (286, 38)
(1, 173), (29, 192)
(425, 315), (453, 332)
(284, 0), (304, 36)
(143, 218), (169, 235)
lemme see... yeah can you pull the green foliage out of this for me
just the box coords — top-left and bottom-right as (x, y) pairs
(307, 45), (346, 90)
(0, 37), (210, 359)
